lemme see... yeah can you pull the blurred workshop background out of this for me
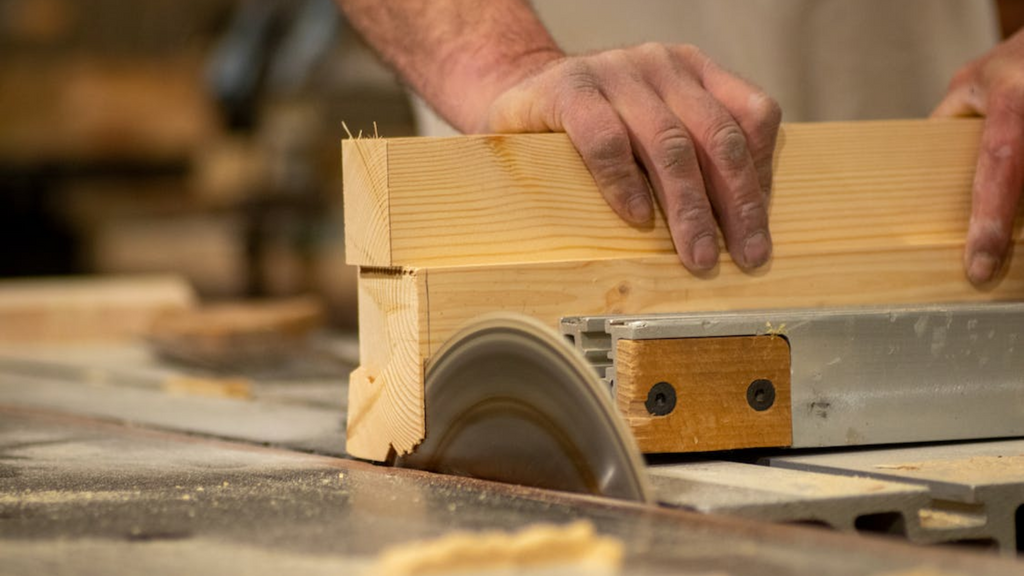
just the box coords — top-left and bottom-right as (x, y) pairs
(0, 0), (415, 328)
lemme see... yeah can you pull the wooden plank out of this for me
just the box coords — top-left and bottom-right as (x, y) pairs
(615, 336), (792, 453)
(343, 119), (988, 267)
(0, 275), (195, 344)
(422, 243), (1024, 355)
(342, 118), (1024, 461)
(346, 240), (1024, 460)
(146, 297), (325, 369)
(346, 267), (429, 460)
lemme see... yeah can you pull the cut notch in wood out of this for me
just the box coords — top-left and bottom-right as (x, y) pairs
(346, 266), (429, 461)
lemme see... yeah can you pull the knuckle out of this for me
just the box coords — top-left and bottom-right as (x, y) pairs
(736, 198), (767, 224)
(707, 124), (750, 170)
(628, 43), (679, 80)
(745, 93), (782, 156)
(581, 128), (635, 184)
(972, 217), (1011, 248)
(636, 41), (671, 59)
(652, 125), (696, 175)
(594, 48), (644, 83)
(674, 204), (710, 227)
(675, 43), (704, 61)
(674, 43), (710, 72)
(588, 127), (632, 162)
(750, 93), (783, 130)
(595, 163), (637, 190)
(559, 59), (599, 94)
(592, 47), (626, 67)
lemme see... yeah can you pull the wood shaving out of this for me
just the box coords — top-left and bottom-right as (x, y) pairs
(874, 464), (922, 471)
(917, 508), (986, 531)
(370, 520), (623, 576)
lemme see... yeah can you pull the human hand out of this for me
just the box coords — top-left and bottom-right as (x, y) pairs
(933, 31), (1024, 285)
(483, 43), (782, 273)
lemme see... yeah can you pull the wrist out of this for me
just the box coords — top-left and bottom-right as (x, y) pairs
(437, 40), (564, 133)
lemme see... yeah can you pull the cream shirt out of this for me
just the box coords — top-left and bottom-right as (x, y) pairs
(414, 0), (999, 135)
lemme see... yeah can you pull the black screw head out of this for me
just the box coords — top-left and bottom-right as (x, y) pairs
(645, 381), (677, 416)
(747, 379), (776, 412)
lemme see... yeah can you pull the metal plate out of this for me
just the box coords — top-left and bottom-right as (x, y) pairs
(396, 313), (653, 503)
(650, 460), (931, 529)
(768, 439), (1024, 553)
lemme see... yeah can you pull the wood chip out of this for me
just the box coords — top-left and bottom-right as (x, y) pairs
(372, 521), (623, 576)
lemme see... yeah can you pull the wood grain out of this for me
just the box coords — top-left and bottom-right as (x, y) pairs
(348, 238), (1024, 460)
(422, 242), (1024, 355)
(342, 119), (1024, 461)
(346, 267), (429, 461)
(615, 336), (792, 453)
(343, 119), (990, 268)
(342, 138), (391, 267)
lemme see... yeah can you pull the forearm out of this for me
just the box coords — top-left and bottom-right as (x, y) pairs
(336, 0), (563, 132)
(338, 3), (782, 274)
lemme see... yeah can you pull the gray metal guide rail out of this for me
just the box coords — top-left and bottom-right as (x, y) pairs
(562, 302), (1024, 449)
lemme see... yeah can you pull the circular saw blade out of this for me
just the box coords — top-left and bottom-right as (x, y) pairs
(396, 313), (653, 503)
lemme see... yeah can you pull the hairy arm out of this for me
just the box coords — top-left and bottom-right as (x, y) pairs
(337, 0), (781, 273)
(336, 0), (562, 132)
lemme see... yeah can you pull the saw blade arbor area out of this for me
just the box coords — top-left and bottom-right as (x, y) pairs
(396, 314), (653, 503)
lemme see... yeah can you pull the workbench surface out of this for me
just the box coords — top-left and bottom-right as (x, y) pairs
(1, 341), (1021, 575)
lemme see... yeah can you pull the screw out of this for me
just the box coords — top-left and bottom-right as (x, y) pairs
(645, 381), (677, 416)
(747, 379), (776, 412)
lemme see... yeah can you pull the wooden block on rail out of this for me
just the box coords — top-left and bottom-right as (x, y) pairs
(615, 336), (792, 453)
(341, 119), (1024, 462)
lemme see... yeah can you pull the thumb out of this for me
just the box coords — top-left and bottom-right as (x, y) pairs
(932, 85), (984, 118)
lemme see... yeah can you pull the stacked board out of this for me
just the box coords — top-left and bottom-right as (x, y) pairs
(342, 119), (1024, 462)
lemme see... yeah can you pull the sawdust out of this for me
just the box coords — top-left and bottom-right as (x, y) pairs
(1, 537), (368, 576)
(0, 489), (142, 505)
(917, 508), (986, 531)
(875, 464), (921, 471)
(369, 521), (623, 576)
(872, 454), (1024, 483)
